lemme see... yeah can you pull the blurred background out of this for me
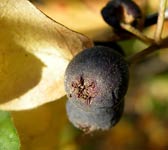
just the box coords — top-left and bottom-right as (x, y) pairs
(12, 0), (168, 149)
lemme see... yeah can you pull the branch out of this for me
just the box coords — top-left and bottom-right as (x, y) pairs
(120, 23), (154, 44)
(154, 0), (167, 43)
(127, 37), (168, 64)
(144, 8), (168, 27)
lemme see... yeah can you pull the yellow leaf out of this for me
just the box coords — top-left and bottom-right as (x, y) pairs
(36, 0), (114, 41)
(0, 0), (93, 111)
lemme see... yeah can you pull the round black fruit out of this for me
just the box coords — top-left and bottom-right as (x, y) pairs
(101, 0), (142, 29)
(64, 46), (129, 132)
(66, 98), (124, 132)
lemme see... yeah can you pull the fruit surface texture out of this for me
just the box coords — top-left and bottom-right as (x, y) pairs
(65, 46), (129, 132)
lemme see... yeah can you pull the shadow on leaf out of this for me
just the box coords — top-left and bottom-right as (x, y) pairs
(0, 43), (44, 103)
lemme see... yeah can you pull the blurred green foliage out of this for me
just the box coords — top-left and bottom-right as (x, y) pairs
(0, 111), (20, 150)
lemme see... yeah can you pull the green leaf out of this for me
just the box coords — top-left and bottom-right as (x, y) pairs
(0, 111), (20, 150)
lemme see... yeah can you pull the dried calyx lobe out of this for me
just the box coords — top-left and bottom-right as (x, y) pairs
(64, 46), (129, 132)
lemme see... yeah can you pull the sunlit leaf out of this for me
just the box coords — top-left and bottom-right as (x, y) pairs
(0, 0), (93, 110)
(0, 111), (20, 150)
(35, 0), (116, 41)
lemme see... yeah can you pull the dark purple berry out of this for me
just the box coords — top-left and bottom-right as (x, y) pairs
(64, 46), (129, 132)
(101, 0), (142, 29)
(66, 98), (124, 132)
(94, 41), (125, 56)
